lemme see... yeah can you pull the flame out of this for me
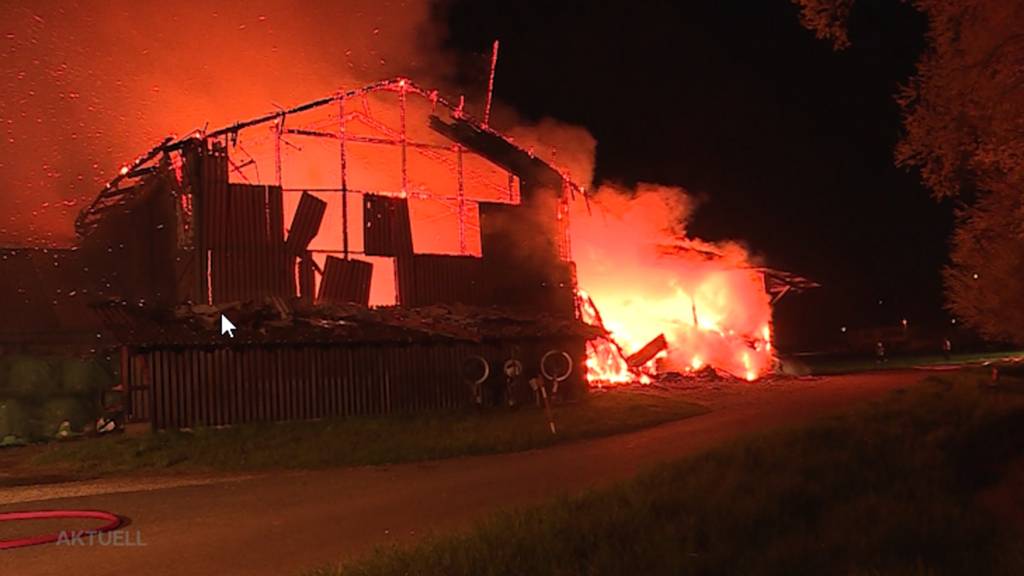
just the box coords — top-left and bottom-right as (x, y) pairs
(573, 185), (775, 385)
(577, 289), (659, 386)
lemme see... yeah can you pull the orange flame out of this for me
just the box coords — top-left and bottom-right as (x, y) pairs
(573, 185), (774, 385)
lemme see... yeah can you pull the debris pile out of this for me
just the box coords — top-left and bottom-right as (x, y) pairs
(94, 298), (603, 347)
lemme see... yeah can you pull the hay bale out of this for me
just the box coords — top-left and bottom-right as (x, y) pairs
(4, 356), (60, 399)
(0, 397), (31, 440)
(36, 396), (93, 437)
(62, 357), (114, 396)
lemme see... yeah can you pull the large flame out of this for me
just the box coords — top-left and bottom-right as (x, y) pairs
(572, 185), (774, 384)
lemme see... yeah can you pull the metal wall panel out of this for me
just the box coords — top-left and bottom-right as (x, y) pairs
(318, 256), (373, 305)
(285, 192), (327, 255)
(363, 194), (413, 256)
(204, 183), (284, 250)
(198, 147), (229, 249)
(203, 182), (294, 303)
(396, 254), (490, 307)
(76, 173), (181, 307)
(267, 186), (285, 246)
(210, 246), (295, 303)
(298, 253), (316, 302)
(127, 337), (588, 430)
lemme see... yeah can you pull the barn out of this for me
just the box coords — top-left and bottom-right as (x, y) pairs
(1, 78), (597, 432)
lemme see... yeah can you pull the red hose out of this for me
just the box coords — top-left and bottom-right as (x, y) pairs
(0, 510), (123, 550)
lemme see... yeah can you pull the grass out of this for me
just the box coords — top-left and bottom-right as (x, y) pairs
(314, 370), (1024, 576)
(22, 390), (705, 476)
(789, 349), (1024, 375)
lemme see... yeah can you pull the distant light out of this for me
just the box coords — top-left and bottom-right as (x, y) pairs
(878, 299), (883, 305)
(901, 318), (908, 328)
(840, 326), (847, 333)
(951, 318), (957, 325)
(972, 273), (979, 280)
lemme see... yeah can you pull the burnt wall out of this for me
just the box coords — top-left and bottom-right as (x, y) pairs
(479, 196), (575, 317)
(79, 173), (180, 307)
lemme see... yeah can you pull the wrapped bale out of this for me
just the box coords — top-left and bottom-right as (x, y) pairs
(62, 357), (114, 396)
(4, 356), (59, 400)
(0, 397), (31, 443)
(36, 396), (93, 438)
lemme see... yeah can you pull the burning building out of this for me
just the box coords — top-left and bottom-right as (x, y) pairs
(0, 77), (812, 432)
(569, 186), (819, 384)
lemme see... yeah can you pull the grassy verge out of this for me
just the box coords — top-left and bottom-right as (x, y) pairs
(21, 390), (705, 476)
(317, 370), (1024, 576)
(787, 350), (1024, 375)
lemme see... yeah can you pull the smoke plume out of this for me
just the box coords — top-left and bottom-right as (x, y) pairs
(0, 0), (449, 244)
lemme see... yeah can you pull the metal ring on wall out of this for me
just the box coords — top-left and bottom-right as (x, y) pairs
(462, 355), (490, 385)
(540, 350), (573, 382)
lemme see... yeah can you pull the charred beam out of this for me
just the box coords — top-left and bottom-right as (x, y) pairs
(626, 334), (668, 368)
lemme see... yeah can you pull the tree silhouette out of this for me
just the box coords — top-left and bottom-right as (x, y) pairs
(795, 0), (1024, 344)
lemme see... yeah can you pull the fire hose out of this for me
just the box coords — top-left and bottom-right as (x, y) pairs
(0, 510), (123, 550)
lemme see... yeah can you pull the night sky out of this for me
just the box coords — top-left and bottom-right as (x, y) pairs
(442, 0), (952, 349)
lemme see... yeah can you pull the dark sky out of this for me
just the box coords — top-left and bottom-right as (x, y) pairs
(442, 0), (953, 349)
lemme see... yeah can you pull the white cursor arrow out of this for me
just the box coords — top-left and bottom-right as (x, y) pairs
(220, 314), (237, 338)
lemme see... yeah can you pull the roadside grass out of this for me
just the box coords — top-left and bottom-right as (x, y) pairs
(316, 370), (1024, 576)
(23, 389), (705, 475)
(791, 349), (1024, 375)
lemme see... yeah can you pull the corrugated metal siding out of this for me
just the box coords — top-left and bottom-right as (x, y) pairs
(75, 172), (181, 307)
(198, 148), (229, 248)
(318, 256), (373, 305)
(285, 192), (327, 255)
(396, 254), (490, 307)
(363, 194), (413, 256)
(200, 177), (295, 303)
(126, 338), (587, 429)
(298, 253), (316, 302)
(204, 183), (284, 249)
(267, 185), (285, 246)
(210, 246), (295, 302)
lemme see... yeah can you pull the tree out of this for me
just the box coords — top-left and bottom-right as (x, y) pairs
(795, 0), (1024, 344)
(945, 185), (1024, 343)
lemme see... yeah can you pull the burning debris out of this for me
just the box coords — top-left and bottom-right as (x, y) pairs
(569, 186), (797, 385)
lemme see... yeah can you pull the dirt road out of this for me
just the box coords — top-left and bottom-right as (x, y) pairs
(0, 371), (923, 576)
